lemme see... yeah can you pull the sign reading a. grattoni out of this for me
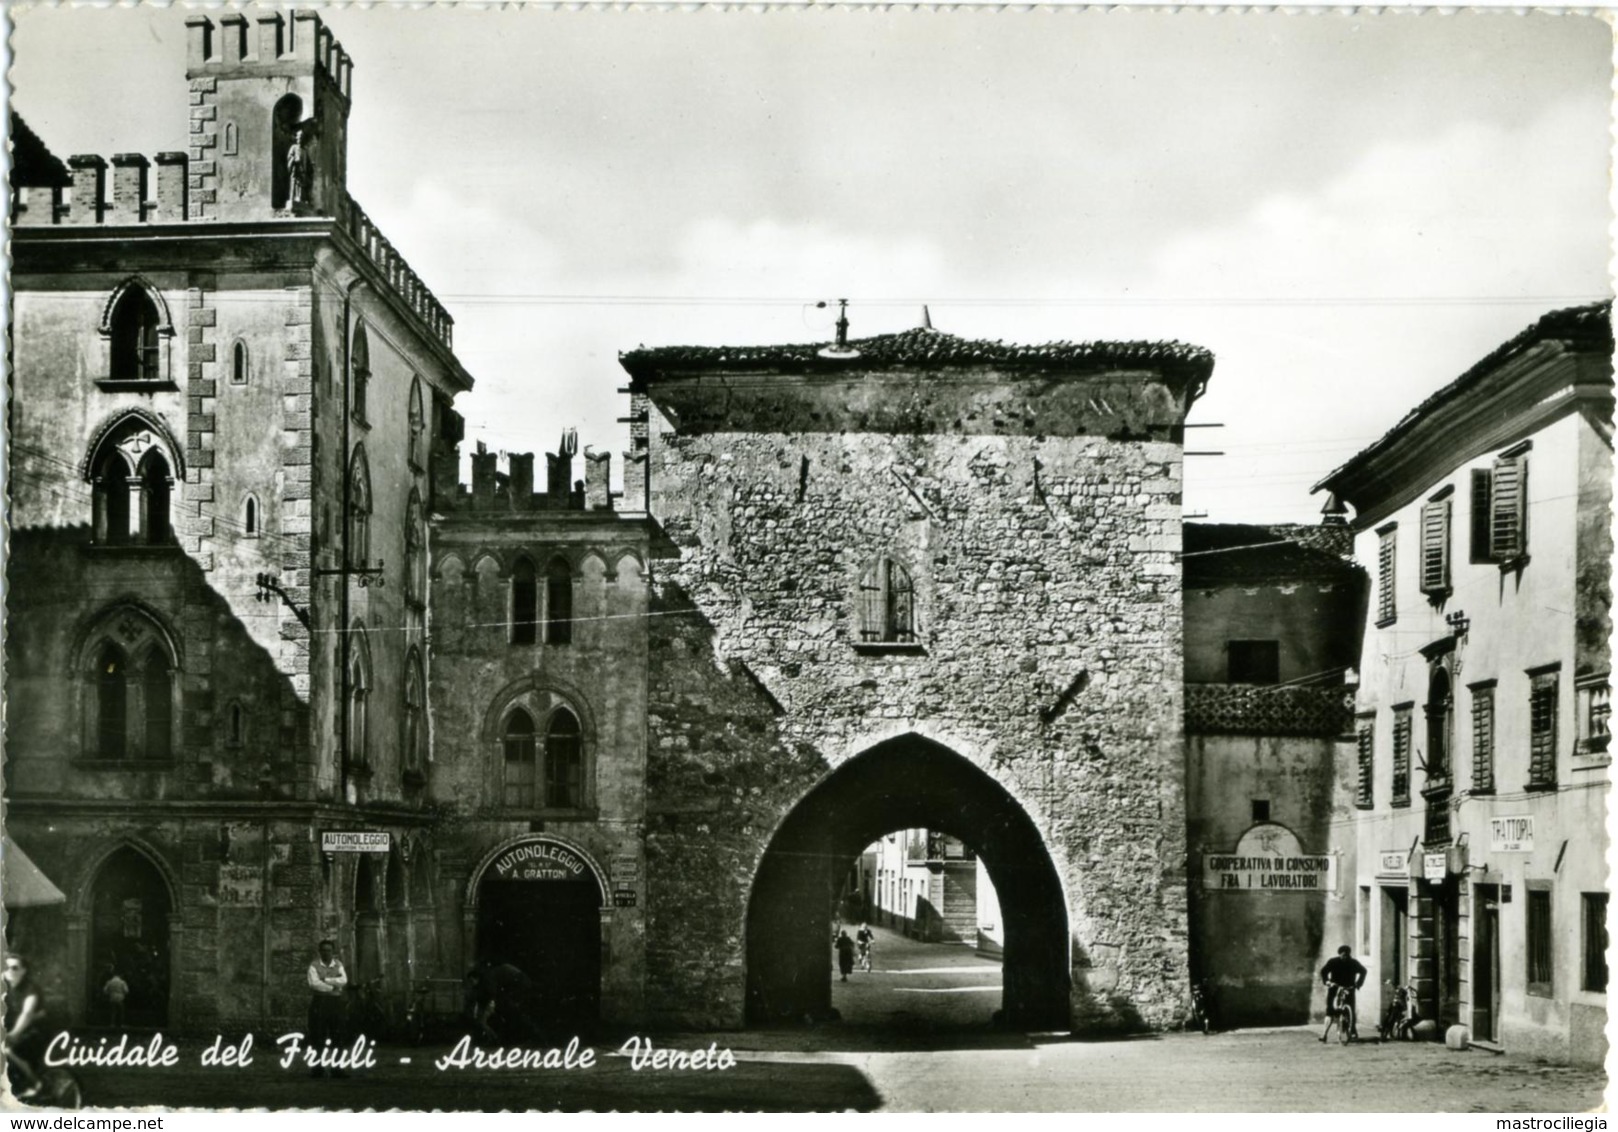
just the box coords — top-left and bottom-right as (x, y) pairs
(321, 831), (390, 853)
(491, 838), (591, 882)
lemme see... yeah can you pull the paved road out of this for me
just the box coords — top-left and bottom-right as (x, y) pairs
(832, 924), (1002, 1029)
(23, 935), (1607, 1113)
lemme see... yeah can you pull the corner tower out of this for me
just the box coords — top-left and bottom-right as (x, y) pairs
(184, 10), (351, 221)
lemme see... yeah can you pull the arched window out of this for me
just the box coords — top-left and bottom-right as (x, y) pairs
(225, 701), (246, 748)
(545, 709), (583, 809)
(545, 559), (573, 645)
(231, 340), (249, 385)
(402, 653), (425, 782)
(408, 379), (425, 469)
(136, 449), (174, 545)
(92, 448), (134, 545)
(1426, 667), (1453, 784)
(271, 94), (303, 211)
(223, 121), (239, 157)
(351, 323), (371, 425)
(95, 643), (129, 759)
(109, 288), (162, 382)
(141, 647), (173, 760)
(81, 608), (178, 762)
(405, 491), (426, 605)
(511, 558), (538, 645)
(347, 448), (371, 568)
(243, 494), (259, 538)
(347, 639), (370, 769)
(858, 556), (915, 643)
(502, 709), (537, 808)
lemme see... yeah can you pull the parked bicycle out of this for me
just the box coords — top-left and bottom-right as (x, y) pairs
(1187, 977), (1216, 1034)
(1377, 980), (1419, 1041)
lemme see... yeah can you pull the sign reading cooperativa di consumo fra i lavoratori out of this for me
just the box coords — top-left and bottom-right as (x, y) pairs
(1202, 852), (1337, 891)
(321, 831), (391, 853)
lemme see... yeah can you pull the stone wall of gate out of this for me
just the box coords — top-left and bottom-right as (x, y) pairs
(641, 423), (1190, 1030)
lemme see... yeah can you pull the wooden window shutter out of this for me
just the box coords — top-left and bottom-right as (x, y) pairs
(1491, 455), (1526, 560)
(1470, 469), (1493, 562)
(1355, 724), (1374, 809)
(858, 561), (884, 642)
(1377, 529), (1397, 624)
(1420, 499), (1451, 593)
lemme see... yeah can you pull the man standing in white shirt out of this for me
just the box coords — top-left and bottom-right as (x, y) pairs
(306, 939), (349, 1078)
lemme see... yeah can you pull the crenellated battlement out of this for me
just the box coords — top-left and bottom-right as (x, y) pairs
(185, 11), (352, 101)
(439, 434), (616, 515)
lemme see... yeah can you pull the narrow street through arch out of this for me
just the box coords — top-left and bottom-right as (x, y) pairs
(746, 734), (1069, 1029)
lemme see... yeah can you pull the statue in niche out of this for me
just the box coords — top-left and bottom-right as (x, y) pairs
(287, 121), (316, 207)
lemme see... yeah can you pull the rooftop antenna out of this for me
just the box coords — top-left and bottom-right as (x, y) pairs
(815, 298), (861, 359)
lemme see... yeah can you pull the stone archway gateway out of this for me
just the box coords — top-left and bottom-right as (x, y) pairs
(468, 836), (606, 1027)
(745, 734), (1071, 1028)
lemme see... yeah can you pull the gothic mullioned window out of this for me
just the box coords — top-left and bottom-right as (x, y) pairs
(347, 447), (372, 569)
(494, 692), (591, 812)
(81, 608), (177, 762)
(86, 414), (179, 547)
(402, 652), (426, 785)
(510, 557), (538, 645)
(545, 559), (574, 645)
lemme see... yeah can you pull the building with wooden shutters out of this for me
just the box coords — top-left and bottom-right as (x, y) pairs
(1313, 301), (1612, 1065)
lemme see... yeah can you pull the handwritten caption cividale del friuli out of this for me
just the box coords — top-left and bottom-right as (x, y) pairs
(43, 1031), (739, 1073)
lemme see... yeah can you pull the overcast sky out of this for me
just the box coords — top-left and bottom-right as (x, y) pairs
(10, 6), (1612, 522)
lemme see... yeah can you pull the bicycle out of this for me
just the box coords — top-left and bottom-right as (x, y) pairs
(857, 941), (872, 973)
(1188, 977), (1215, 1034)
(8, 1054), (83, 1109)
(1324, 984), (1356, 1045)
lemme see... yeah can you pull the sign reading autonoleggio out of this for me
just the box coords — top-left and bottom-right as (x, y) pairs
(491, 838), (591, 882)
(1202, 822), (1337, 893)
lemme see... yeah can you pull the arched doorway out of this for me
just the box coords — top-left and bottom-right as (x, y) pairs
(746, 734), (1070, 1028)
(87, 848), (172, 1028)
(471, 837), (604, 1028)
(353, 854), (383, 986)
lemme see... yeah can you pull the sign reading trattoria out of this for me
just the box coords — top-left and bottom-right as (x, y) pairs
(492, 839), (591, 882)
(1201, 822), (1336, 893)
(321, 832), (390, 853)
(1490, 815), (1534, 853)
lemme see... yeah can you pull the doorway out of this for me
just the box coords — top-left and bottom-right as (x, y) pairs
(87, 848), (171, 1028)
(1473, 884), (1500, 1042)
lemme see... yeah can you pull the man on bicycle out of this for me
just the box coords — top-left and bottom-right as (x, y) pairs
(4, 953), (48, 1100)
(855, 923), (875, 972)
(1319, 945), (1367, 1043)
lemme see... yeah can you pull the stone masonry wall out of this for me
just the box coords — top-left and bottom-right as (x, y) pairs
(644, 424), (1188, 1030)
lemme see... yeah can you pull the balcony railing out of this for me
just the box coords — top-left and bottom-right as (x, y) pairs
(1185, 683), (1352, 738)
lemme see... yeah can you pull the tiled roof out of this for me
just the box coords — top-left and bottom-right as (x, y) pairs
(620, 326), (1215, 385)
(1182, 522), (1361, 585)
(1313, 300), (1612, 494)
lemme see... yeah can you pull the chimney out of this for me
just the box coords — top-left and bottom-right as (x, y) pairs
(109, 154), (149, 223)
(508, 453), (535, 508)
(153, 153), (188, 221)
(219, 13), (250, 63)
(584, 448), (612, 510)
(185, 15), (215, 69)
(66, 155), (106, 225)
(471, 443), (497, 506)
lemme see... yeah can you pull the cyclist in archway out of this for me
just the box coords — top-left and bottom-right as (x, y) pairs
(855, 923), (875, 973)
(1320, 945), (1366, 1043)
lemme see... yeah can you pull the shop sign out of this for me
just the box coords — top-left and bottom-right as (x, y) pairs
(218, 865), (262, 906)
(1490, 816), (1534, 853)
(491, 838), (591, 882)
(321, 831), (390, 853)
(1202, 822), (1337, 893)
(1423, 852), (1448, 882)
(612, 890), (637, 908)
(1376, 850), (1410, 878)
